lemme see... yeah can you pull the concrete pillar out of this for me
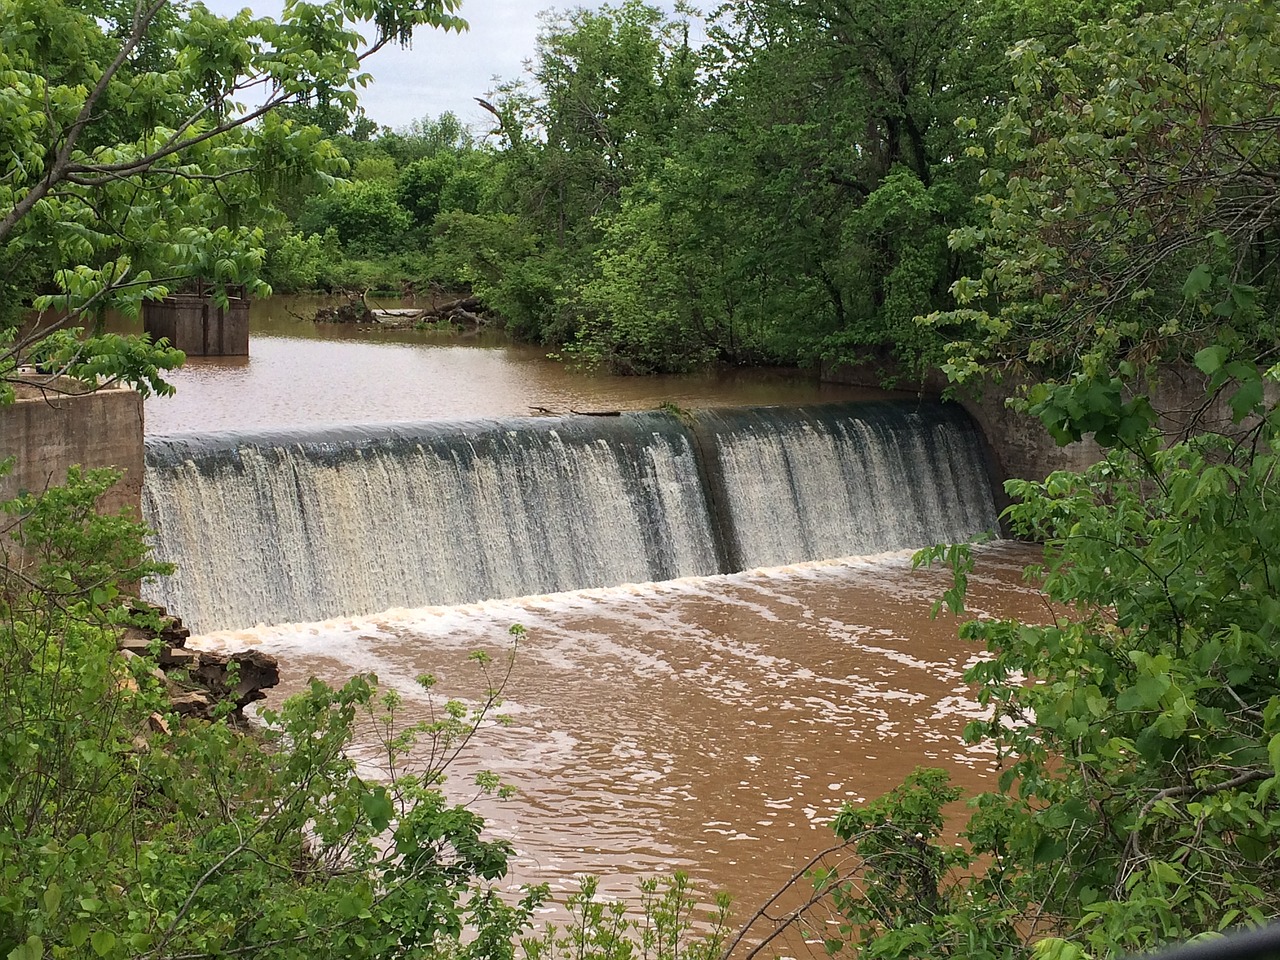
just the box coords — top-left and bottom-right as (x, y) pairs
(143, 288), (249, 356)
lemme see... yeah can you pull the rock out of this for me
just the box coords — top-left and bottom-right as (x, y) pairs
(119, 600), (280, 722)
(118, 634), (155, 656)
(158, 646), (198, 669)
(115, 672), (140, 694)
(170, 691), (216, 719)
(192, 649), (281, 711)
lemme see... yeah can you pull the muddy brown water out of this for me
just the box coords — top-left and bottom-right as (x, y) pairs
(193, 545), (1043, 922)
(127, 297), (897, 435)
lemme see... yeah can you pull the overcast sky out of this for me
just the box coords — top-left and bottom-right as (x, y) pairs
(202, 0), (692, 134)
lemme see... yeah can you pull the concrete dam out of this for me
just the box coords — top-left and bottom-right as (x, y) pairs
(140, 401), (1000, 633)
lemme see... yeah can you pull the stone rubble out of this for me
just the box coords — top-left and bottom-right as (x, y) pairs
(118, 601), (280, 721)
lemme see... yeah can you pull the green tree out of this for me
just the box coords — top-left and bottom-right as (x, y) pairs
(766, 4), (1280, 958)
(379, 110), (475, 165)
(397, 150), (490, 230)
(0, 470), (544, 960)
(451, 1), (700, 347)
(0, 0), (464, 392)
(926, 0), (1279, 384)
(573, 161), (758, 373)
(299, 180), (414, 253)
(563, 0), (1153, 374)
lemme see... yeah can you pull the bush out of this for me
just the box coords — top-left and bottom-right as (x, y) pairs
(0, 468), (541, 960)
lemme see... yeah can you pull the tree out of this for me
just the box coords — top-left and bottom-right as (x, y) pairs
(397, 149), (490, 231)
(0, 4), (573, 951)
(521, 0), (698, 247)
(447, 1), (700, 348)
(925, 0), (1279, 385)
(671, 0), (1019, 373)
(560, 0), (1159, 375)
(298, 180), (413, 252)
(753, 4), (1280, 958)
(0, 0), (465, 393)
(380, 110), (475, 164)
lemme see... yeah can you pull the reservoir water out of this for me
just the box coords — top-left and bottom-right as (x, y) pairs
(141, 298), (891, 434)
(132, 300), (1034, 921)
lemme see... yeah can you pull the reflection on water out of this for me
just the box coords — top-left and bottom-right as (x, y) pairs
(123, 297), (895, 434)
(196, 544), (1041, 913)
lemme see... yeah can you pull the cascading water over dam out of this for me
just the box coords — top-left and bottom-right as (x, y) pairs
(141, 401), (1000, 633)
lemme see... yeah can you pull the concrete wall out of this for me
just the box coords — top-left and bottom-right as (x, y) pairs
(0, 382), (144, 518)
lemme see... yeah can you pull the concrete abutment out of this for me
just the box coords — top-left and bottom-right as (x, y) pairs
(0, 381), (144, 518)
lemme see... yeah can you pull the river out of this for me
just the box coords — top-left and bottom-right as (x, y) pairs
(136, 299), (1037, 930)
(139, 297), (897, 434)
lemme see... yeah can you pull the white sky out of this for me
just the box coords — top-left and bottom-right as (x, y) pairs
(202, 0), (695, 134)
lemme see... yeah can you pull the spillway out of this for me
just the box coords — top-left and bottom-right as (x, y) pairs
(141, 401), (1000, 632)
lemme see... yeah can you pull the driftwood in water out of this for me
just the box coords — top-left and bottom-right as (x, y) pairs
(528, 406), (623, 417)
(310, 289), (490, 329)
(313, 292), (373, 324)
(366, 296), (489, 329)
(412, 296), (487, 328)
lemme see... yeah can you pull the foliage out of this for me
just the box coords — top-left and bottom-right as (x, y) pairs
(767, 4), (1280, 955)
(261, 230), (344, 294)
(446, 1), (702, 351)
(0, 467), (545, 960)
(453, 0), (1167, 370)
(759, 364), (1279, 959)
(572, 179), (725, 373)
(925, 0), (1280, 383)
(381, 111), (476, 165)
(397, 152), (488, 230)
(0, 0), (465, 391)
(298, 180), (413, 253)
(523, 874), (732, 960)
(429, 211), (572, 340)
(234, 0), (1199, 374)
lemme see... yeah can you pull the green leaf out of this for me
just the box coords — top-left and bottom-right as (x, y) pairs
(1117, 674), (1170, 711)
(7, 936), (43, 960)
(1194, 345), (1228, 375)
(362, 787), (395, 832)
(42, 882), (62, 916)
(1268, 733), (1280, 775)
(90, 930), (116, 957)
(337, 893), (365, 920)
(1229, 379), (1263, 422)
(69, 923), (90, 948)
(1182, 263), (1213, 297)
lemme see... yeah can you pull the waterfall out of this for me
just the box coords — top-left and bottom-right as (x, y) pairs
(141, 402), (999, 632)
(689, 403), (999, 571)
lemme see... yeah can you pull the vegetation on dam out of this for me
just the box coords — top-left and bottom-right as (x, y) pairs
(1, 0), (1279, 956)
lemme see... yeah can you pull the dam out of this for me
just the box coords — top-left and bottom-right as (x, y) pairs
(140, 401), (999, 633)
